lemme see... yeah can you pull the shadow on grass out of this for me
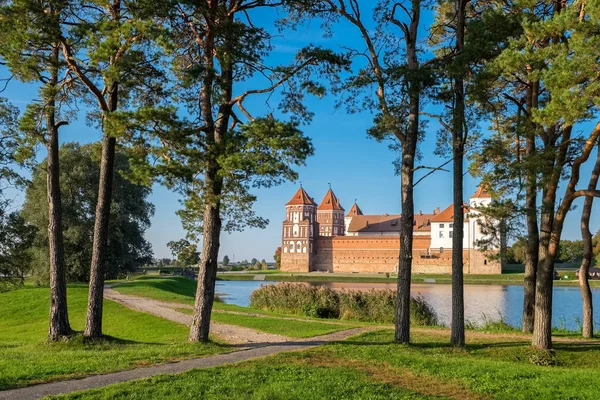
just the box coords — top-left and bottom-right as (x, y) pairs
(120, 277), (197, 299)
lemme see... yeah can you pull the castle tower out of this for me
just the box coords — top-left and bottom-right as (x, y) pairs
(280, 187), (317, 272)
(345, 202), (363, 235)
(317, 188), (345, 236)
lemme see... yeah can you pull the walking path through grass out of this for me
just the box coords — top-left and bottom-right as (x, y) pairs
(0, 327), (372, 400)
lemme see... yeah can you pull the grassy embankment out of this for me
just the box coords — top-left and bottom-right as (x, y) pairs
(215, 269), (595, 286)
(54, 328), (600, 400)
(0, 285), (225, 391)
(113, 276), (362, 337)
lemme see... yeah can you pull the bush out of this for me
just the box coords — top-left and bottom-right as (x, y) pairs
(250, 283), (437, 326)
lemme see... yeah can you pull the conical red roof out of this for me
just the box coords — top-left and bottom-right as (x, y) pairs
(472, 185), (491, 198)
(285, 187), (316, 206)
(346, 203), (363, 217)
(318, 188), (344, 211)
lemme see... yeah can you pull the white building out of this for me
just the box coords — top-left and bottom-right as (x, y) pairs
(429, 186), (495, 252)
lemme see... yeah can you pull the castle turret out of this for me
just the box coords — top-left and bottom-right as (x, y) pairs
(345, 202), (363, 235)
(317, 188), (345, 237)
(281, 187), (316, 272)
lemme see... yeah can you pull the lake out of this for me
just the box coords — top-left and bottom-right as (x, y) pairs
(215, 280), (600, 331)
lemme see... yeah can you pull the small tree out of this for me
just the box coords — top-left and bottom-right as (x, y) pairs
(0, 212), (37, 291)
(261, 259), (268, 271)
(274, 247), (282, 269)
(167, 239), (200, 268)
(222, 255), (230, 267)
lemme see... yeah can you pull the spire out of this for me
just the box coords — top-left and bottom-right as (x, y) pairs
(472, 184), (492, 199)
(346, 202), (363, 217)
(318, 188), (344, 211)
(286, 187), (316, 206)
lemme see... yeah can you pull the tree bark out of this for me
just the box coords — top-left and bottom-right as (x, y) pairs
(522, 81), (539, 334)
(46, 47), (71, 340)
(84, 133), (117, 339)
(450, 0), (467, 348)
(189, 9), (231, 342)
(396, 117), (417, 344)
(395, 6), (420, 343)
(533, 124), (600, 348)
(189, 172), (223, 342)
(579, 146), (600, 338)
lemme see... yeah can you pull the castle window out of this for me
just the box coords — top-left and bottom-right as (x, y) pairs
(440, 247), (444, 253)
(290, 243), (295, 252)
(439, 232), (444, 238)
(484, 259), (487, 265)
(449, 231), (453, 239)
(440, 224), (445, 228)
(449, 224), (453, 228)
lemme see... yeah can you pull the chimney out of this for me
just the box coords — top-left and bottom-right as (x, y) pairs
(366, 221), (369, 227)
(419, 210), (422, 215)
(436, 207), (440, 214)
(433, 209), (436, 215)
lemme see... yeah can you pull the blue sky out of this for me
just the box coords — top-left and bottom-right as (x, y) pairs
(2, 2), (599, 262)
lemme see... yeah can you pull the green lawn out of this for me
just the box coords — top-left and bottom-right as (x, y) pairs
(53, 328), (600, 400)
(0, 285), (225, 390)
(176, 308), (357, 338)
(114, 276), (361, 336)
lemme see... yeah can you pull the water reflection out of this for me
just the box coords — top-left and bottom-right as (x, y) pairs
(215, 280), (600, 331)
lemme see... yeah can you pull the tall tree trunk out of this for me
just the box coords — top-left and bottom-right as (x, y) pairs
(522, 81), (539, 333)
(396, 112), (417, 344)
(450, 0), (466, 348)
(188, 10), (232, 342)
(579, 146), (600, 338)
(84, 133), (117, 339)
(46, 48), (71, 339)
(532, 188), (556, 349)
(395, 18), (419, 343)
(189, 167), (223, 342)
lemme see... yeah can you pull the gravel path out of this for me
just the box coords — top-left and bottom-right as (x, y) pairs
(105, 289), (290, 344)
(0, 327), (371, 400)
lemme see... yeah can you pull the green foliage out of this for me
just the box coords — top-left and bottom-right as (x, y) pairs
(21, 143), (154, 282)
(557, 240), (584, 264)
(0, 212), (37, 291)
(222, 255), (230, 266)
(250, 283), (438, 325)
(0, 285), (224, 390)
(273, 247), (281, 269)
(166, 239), (200, 267)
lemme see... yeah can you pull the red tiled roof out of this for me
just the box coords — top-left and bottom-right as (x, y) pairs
(285, 187), (316, 206)
(472, 185), (492, 198)
(430, 204), (470, 223)
(318, 188), (344, 211)
(346, 203), (363, 217)
(347, 213), (434, 233)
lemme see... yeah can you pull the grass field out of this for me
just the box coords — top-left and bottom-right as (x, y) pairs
(214, 269), (596, 286)
(53, 328), (600, 400)
(0, 285), (224, 390)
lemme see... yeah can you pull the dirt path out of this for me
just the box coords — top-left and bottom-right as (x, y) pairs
(104, 289), (291, 344)
(0, 328), (371, 400)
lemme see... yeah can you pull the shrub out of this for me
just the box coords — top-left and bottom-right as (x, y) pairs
(250, 283), (437, 326)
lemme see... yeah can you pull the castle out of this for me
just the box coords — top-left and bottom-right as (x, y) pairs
(280, 185), (502, 274)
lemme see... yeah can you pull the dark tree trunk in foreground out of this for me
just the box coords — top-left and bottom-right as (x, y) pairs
(579, 146), (600, 338)
(189, 13), (231, 341)
(533, 124), (600, 349)
(396, 108), (418, 344)
(46, 49), (72, 339)
(450, 0), (467, 348)
(84, 132), (117, 339)
(522, 82), (539, 334)
(189, 178), (223, 342)
(394, 4), (420, 343)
